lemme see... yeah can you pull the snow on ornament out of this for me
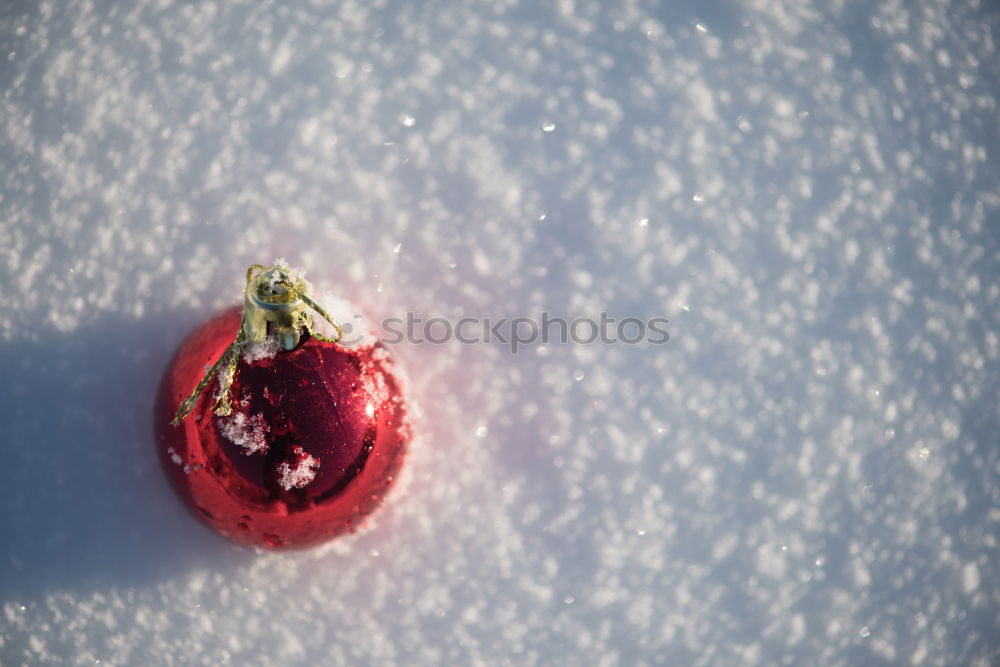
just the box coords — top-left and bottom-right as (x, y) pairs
(155, 262), (409, 548)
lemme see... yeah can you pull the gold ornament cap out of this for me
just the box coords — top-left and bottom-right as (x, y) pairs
(244, 264), (310, 351)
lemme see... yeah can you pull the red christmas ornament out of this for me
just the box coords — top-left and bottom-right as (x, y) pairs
(155, 263), (409, 549)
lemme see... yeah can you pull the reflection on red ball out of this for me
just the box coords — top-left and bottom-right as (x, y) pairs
(155, 306), (409, 549)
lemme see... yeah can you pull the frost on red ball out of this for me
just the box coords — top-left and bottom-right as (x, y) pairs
(155, 306), (409, 549)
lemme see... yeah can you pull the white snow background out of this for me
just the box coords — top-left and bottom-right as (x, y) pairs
(1, 0), (998, 665)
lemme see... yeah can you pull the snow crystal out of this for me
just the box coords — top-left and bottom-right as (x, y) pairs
(255, 258), (309, 297)
(961, 562), (980, 594)
(242, 334), (281, 363)
(167, 447), (183, 466)
(277, 453), (319, 490)
(218, 412), (269, 455)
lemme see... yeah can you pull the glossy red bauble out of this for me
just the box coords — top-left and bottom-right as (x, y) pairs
(155, 306), (408, 549)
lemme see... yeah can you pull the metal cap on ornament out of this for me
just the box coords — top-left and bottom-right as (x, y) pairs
(243, 264), (310, 351)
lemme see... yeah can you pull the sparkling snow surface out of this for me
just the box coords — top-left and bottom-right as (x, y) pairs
(2, 1), (999, 665)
